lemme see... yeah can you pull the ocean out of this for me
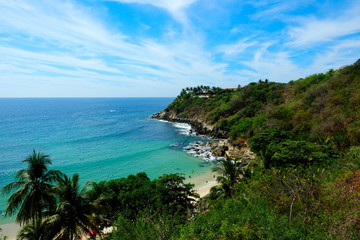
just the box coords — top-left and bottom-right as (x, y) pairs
(0, 98), (215, 224)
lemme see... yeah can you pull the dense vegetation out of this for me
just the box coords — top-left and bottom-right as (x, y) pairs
(162, 59), (360, 239)
(166, 60), (360, 151)
(1, 151), (198, 239)
(2, 60), (360, 239)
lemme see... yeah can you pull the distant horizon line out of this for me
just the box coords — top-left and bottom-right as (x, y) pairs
(0, 96), (176, 99)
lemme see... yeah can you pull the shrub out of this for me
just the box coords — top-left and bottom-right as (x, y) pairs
(249, 127), (291, 155)
(229, 118), (254, 139)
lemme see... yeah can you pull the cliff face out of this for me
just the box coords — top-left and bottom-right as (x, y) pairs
(151, 110), (254, 160)
(209, 139), (255, 161)
(151, 110), (228, 139)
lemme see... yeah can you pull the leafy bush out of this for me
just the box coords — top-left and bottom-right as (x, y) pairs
(88, 173), (197, 221)
(269, 140), (334, 167)
(178, 197), (307, 240)
(249, 127), (291, 156)
(229, 118), (253, 139)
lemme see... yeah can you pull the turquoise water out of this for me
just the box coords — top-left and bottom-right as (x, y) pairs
(0, 98), (214, 224)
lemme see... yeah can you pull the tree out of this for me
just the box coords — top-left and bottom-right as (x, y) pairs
(49, 174), (96, 240)
(1, 150), (62, 224)
(248, 127), (291, 168)
(157, 173), (199, 214)
(17, 218), (49, 240)
(87, 172), (158, 221)
(209, 178), (232, 199)
(211, 157), (246, 197)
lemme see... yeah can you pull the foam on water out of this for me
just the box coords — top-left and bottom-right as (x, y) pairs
(155, 120), (222, 161)
(184, 141), (224, 162)
(172, 122), (193, 136)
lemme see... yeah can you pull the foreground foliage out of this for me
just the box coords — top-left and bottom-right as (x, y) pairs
(1, 152), (198, 239)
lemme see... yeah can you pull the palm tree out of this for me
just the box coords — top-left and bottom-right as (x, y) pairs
(16, 218), (49, 240)
(209, 178), (232, 199)
(211, 157), (246, 197)
(49, 173), (97, 240)
(1, 150), (62, 224)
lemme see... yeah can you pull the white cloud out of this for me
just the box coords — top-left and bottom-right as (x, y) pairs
(247, 0), (315, 20)
(287, 4), (360, 46)
(215, 38), (257, 57)
(238, 43), (301, 82)
(0, 0), (243, 97)
(230, 27), (241, 34)
(110, 0), (198, 25)
(309, 37), (360, 71)
(1, 0), (360, 97)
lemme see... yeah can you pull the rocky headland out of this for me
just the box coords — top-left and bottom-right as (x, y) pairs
(151, 110), (255, 161)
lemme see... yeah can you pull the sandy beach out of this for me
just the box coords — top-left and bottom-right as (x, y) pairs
(0, 222), (20, 240)
(185, 170), (219, 198)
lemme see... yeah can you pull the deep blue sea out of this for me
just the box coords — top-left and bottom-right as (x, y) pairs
(0, 98), (214, 224)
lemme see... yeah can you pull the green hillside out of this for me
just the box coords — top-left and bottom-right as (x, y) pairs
(166, 59), (360, 152)
(155, 59), (360, 239)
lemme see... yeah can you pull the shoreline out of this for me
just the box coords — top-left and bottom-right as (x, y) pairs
(154, 117), (221, 198)
(185, 170), (219, 198)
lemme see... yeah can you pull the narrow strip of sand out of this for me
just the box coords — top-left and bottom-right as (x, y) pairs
(0, 222), (20, 240)
(185, 170), (219, 198)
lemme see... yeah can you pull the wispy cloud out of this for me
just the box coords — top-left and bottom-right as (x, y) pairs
(215, 38), (257, 57)
(310, 37), (360, 70)
(287, 4), (360, 46)
(247, 0), (315, 20)
(0, 0), (239, 97)
(1, 0), (360, 97)
(237, 42), (300, 82)
(109, 0), (198, 25)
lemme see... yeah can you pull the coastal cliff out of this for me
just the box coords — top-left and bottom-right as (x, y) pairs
(151, 110), (227, 138)
(151, 101), (255, 160)
(152, 59), (360, 162)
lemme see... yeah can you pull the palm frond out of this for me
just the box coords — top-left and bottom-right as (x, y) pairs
(42, 169), (63, 183)
(1, 181), (26, 195)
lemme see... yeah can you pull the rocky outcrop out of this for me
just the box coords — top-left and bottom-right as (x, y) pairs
(210, 139), (255, 160)
(151, 111), (228, 139)
(151, 111), (255, 161)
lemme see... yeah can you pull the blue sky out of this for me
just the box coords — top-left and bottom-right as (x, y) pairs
(1, 0), (360, 97)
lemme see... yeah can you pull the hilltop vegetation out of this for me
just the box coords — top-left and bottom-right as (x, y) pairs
(166, 60), (360, 152)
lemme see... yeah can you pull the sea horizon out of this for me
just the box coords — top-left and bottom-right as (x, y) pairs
(0, 97), (177, 99)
